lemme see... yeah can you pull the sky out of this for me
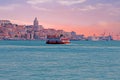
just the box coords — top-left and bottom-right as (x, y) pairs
(0, 0), (120, 37)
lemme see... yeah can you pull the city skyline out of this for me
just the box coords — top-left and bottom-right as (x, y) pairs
(0, 0), (120, 37)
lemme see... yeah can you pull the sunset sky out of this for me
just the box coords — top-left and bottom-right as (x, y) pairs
(0, 0), (120, 37)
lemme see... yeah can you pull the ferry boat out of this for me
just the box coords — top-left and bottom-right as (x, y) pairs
(46, 34), (70, 44)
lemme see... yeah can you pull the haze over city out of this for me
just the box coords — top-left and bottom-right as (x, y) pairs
(0, 0), (120, 37)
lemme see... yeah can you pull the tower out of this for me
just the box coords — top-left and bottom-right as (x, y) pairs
(33, 17), (39, 31)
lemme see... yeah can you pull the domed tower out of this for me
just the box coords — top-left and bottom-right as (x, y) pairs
(33, 17), (39, 31)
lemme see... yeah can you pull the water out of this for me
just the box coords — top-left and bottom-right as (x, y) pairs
(0, 40), (120, 80)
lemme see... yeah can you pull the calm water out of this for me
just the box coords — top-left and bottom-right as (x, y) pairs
(0, 40), (120, 80)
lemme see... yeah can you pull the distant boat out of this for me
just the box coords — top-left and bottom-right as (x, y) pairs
(46, 34), (70, 44)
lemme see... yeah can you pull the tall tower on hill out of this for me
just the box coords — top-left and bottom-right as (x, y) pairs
(33, 17), (39, 31)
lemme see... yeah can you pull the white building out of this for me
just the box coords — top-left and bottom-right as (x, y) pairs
(0, 20), (11, 26)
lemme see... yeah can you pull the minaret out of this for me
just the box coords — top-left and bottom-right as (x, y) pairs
(33, 17), (39, 31)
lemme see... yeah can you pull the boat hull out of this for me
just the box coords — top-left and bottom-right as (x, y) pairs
(46, 40), (70, 44)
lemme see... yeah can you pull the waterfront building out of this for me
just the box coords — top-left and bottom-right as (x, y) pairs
(76, 35), (85, 40)
(87, 36), (99, 41)
(99, 35), (113, 41)
(30, 31), (34, 40)
(70, 31), (78, 40)
(0, 20), (11, 26)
